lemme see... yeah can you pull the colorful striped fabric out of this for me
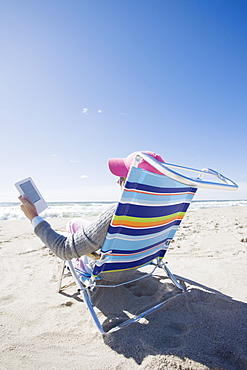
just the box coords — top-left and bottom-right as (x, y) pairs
(92, 167), (197, 277)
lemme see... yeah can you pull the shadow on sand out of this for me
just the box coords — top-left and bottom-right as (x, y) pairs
(60, 271), (247, 369)
(93, 274), (247, 370)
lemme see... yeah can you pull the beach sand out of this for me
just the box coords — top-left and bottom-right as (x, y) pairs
(0, 206), (247, 370)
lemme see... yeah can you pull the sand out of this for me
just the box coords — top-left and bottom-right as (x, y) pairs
(0, 206), (247, 370)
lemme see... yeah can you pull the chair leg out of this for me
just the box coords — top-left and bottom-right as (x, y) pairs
(79, 289), (106, 334)
(57, 260), (66, 292)
(163, 263), (185, 292)
(64, 261), (106, 334)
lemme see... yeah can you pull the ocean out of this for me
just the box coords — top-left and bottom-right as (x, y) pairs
(0, 200), (247, 221)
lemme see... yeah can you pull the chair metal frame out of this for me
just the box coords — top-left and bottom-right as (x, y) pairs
(58, 257), (185, 334)
(57, 152), (238, 334)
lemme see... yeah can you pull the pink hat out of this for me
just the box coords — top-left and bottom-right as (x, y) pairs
(108, 151), (165, 177)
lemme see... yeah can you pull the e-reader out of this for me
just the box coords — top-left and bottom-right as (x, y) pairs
(15, 177), (48, 214)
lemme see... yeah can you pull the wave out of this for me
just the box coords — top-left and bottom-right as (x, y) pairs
(0, 200), (246, 221)
(189, 199), (247, 210)
(0, 202), (116, 221)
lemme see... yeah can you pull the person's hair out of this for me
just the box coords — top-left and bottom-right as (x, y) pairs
(119, 177), (126, 186)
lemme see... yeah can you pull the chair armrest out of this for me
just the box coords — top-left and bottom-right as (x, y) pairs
(132, 152), (238, 191)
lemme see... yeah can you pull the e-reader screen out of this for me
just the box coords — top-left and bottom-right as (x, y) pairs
(19, 180), (41, 203)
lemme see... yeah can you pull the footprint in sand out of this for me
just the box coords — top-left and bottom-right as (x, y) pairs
(153, 323), (189, 350)
(126, 277), (171, 297)
(60, 301), (74, 307)
(164, 322), (188, 335)
(1, 294), (15, 302)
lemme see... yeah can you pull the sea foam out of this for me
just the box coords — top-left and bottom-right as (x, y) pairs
(0, 200), (246, 221)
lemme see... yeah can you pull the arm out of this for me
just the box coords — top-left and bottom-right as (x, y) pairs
(18, 196), (116, 260)
(34, 205), (116, 260)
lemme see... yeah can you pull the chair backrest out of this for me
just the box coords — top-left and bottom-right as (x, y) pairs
(92, 166), (197, 277)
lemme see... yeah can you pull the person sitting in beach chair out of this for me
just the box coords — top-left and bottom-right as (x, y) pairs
(18, 151), (166, 282)
(19, 151), (238, 333)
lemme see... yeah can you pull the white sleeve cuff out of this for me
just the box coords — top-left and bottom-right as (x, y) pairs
(32, 216), (44, 229)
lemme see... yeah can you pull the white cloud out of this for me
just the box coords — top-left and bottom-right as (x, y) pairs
(80, 175), (88, 179)
(70, 160), (79, 163)
(120, 112), (127, 116)
(51, 154), (58, 157)
(82, 108), (88, 114)
(97, 109), (103, 113)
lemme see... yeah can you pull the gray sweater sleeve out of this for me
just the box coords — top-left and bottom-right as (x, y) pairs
(34, 204), (116, 260)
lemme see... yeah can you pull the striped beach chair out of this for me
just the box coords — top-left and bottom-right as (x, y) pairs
(58, 153), (238, 334)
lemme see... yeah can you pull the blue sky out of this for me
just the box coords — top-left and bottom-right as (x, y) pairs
(1, 0), (246, 202)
